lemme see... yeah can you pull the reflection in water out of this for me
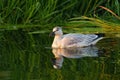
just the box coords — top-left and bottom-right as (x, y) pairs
(52, 46), (99, 69)
(1, 31), (120, 80)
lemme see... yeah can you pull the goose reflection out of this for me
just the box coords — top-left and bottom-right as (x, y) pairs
(51, 46), (98, 69)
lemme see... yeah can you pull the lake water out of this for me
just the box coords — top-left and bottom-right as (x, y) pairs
(0, 30), (120, 80)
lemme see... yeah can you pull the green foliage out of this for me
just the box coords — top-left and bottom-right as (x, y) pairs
(105, 0), (120, 16)
(0, 0), (120, 27)
(67, 16), (120, 27)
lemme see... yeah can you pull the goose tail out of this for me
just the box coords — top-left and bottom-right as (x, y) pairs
(95, 33), (105, 38)
(91, 33), (105, 45)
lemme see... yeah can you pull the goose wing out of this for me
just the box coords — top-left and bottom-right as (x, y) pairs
(62, 34), (98, 45)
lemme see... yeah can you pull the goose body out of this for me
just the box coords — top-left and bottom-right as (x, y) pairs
(50, 27), (104, 48)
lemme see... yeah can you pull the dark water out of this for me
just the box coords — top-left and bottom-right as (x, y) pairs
(0, 30), (120, 80)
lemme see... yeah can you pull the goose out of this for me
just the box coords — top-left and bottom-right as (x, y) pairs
(49, 27), (104, 48)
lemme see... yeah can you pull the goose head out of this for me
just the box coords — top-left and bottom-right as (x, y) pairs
(49, 27), (63, 36)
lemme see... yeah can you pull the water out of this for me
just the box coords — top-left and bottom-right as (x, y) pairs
(0, 30), (120, 80)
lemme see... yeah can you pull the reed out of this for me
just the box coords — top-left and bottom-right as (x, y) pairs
(0, 0), (120, 28)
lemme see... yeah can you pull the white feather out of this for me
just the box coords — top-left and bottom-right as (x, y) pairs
(51, 27), (104, 48)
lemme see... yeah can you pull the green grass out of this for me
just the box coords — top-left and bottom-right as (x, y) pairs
(0, 0), (120, 29)
(65, 16), (120, 33)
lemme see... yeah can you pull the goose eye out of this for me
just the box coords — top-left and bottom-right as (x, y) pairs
(56, 29), (59, 31)
(56, 28), (59, 31)
(54, 29), (59, 32)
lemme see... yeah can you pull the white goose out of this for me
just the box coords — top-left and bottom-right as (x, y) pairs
(50, 27), (104, 48)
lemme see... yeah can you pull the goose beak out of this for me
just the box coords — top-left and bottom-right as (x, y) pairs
(49, 32), (55, 37)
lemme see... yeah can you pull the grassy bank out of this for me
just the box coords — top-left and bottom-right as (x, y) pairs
(0, 0), (120, 29)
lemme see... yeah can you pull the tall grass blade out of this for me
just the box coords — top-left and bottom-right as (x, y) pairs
(99, 6), (120, 20)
